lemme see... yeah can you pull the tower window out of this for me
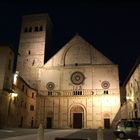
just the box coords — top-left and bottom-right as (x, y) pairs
(28, 51), (30, 55)
(40, 26), (43, 31)
(29, 27), (32, 32)
(24, 27), (28, 32)
(34, 26), (38, 31)
(32, 92), (34, 98)
(30, 105), (34, 111)
(32, 60), (35, 66)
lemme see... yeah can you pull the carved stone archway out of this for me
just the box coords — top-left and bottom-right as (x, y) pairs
(69, 105), (85, 128)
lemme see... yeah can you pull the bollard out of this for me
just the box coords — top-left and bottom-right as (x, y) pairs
(97, 127), (104, 140)
(37, 123), (44, 140)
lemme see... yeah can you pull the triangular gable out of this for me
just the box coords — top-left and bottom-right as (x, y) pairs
(43, 35), (113, 67)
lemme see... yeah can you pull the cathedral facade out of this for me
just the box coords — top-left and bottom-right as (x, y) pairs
(16, 13), (120, 129)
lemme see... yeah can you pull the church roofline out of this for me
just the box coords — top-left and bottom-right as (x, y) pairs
(22, 13), (50, 18)
(123, 56), (140, 86)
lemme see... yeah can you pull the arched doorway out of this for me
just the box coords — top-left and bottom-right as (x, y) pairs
(70, 105), (84, 128)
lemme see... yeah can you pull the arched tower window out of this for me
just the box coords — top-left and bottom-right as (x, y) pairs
(34, 26), (38, 31)
(40, 26), (43, 31)
(32, 60), (35, 66)
(29, 27), (32, 32)
(24, 27), (28, 32)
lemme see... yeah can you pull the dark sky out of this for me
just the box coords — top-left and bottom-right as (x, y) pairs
(0, 1), (140, 84)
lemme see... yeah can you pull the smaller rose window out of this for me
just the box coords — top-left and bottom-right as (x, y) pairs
(46, 82), (55, 90)
(101, 81), (110, 89)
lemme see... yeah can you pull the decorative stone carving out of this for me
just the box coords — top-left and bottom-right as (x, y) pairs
(46, 82), (55, 90)
(101, 81), (110, 89)
(71, 71), (85, 85)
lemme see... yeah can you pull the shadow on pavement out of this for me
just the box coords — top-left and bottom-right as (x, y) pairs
(58, 129), (97, 140)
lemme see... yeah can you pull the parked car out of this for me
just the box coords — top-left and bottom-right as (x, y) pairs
(113, 119), (140, 139)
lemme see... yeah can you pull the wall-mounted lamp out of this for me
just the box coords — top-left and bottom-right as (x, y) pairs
(13, 71), (19, 85)
(10, 93), (18, 98)
(126, 96), (134, 102)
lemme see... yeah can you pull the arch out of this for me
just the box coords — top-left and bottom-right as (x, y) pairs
(47, 111), (53, 117)
(61, 36), (92, 66)
(70, 105), (84, 112)
(104, 113), (110, 118)
(61, 45), (73, 66)
(68, 103), (86, 128)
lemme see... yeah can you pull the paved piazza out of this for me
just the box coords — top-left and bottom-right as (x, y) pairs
(0, 128), (139, 140)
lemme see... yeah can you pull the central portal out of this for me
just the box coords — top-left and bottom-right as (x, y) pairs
(70, 105), (84, 128)
(73, 113), (82, 128)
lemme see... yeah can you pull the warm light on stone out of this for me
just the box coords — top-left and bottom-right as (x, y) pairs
(13, 71), (19, 85)
(15, 13), (121, 129)
(10, 92), (18, 98)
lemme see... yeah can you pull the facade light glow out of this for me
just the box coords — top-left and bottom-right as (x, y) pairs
(11, 93), (18, 98)
(13, 71), (19, 85)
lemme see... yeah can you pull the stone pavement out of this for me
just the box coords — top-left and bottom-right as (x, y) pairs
(0, 129), (96, 140)
(0, 128), (119, 140)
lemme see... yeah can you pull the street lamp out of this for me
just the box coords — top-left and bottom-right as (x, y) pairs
(13, 71), (19, 85)
(10, 92), (18, 98)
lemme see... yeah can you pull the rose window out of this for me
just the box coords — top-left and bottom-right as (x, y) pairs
(46, 82), (55, 90)
(101, 81), (110, 89)
(71, 71), (85, 85)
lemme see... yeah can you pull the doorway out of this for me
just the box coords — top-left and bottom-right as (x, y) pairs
(104, 118), (110, 129)
(73, 113), (82, 128)
(19, 116), (23, 127)
(47, 117), (52, 128)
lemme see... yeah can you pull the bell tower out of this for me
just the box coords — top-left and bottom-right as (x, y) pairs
(16, 13), (52, 88)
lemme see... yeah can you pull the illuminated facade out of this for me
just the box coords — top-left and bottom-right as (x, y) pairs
(122, 57), (140, 119)
(16, 13), (121, 129)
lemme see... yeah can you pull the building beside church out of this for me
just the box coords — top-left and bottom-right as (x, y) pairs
(15, 13), (121, 129)
(0, 45), (14, 128)
(121, 57), (140, 120)
(0, 45), (37, 128)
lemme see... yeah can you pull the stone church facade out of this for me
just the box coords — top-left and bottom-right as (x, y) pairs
(16, 13), (120, 129)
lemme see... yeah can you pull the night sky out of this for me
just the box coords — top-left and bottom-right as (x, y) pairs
(0, 1), (140, 85)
